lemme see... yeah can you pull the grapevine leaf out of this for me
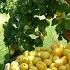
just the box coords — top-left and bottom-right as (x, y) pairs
(65, 19), (70, 30)
(52, 18), (59, 26)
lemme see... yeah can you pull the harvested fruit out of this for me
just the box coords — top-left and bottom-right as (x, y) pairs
(61, 56), (68, 64)
(55, 59), (63, 67)
(32, 57), (41, 65)
(46, 68), (51, 70)
(15, 55), (29, 64)
(52, 56), (59, 62)
(29, 66), (38, 70)
(65, 64), (70, 70)
(65, 43), (70, 49)
(50, 63), (56, 69)
(51, 67), (58, 70)
(36, 61), (47, 70)
(5, 63), (10, 70)
(59, 65), (66, 70)
(52, 47), (64, 56)
(39, 51), (50, 59)
(51, 42), (60, 49)
(7, 43), (70, 70)
(10, 61), (20, 70)
(44, 59), (52, 66)
(20, 63), (28, 70)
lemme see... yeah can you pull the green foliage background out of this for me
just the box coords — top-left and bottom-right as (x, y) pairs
(2, 0), (70, 52)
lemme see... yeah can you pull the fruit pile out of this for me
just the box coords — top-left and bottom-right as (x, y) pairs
(5, 43), (70, 70)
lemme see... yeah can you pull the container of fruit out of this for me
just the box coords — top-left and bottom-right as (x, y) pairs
(5, 43), (70, 70)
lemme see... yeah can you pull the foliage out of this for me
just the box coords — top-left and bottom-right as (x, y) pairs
(0, 0), (70, 56)
(0, 0), (17, 13)
(52, 5), (70, 42)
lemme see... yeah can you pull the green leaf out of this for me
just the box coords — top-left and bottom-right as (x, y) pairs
(38, 19), (49, 32)
(52, 18), (59, 26)
(41, 31), (47, 37)
(35, 0), (46, 15)
(35, 37), (43, 47)
(58, 33), (62, 40)
(55, 19), (65, 34)
(56, 3), (70, 14)
(34, 31), (41, 36)
(65, 19), (70, 30)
